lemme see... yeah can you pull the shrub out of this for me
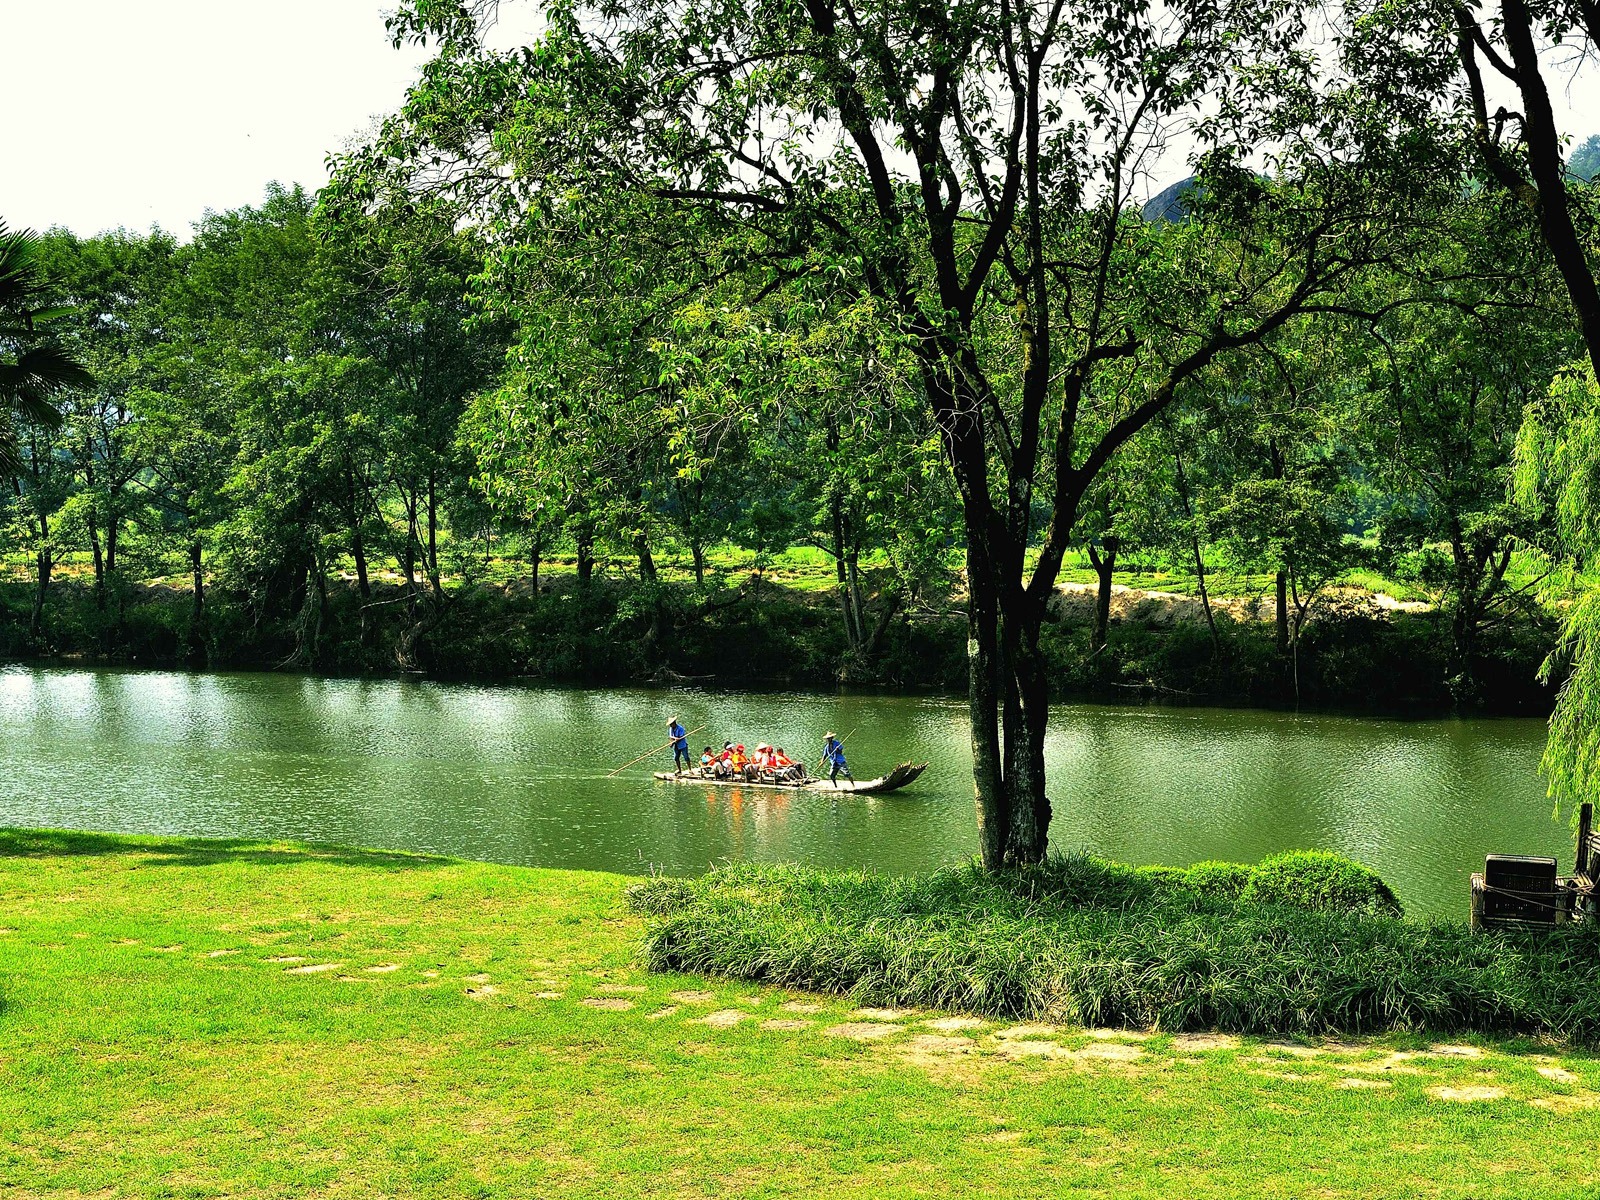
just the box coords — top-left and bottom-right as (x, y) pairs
(628, 857), (1600, 1041)
(624, 876), (696, 915)
(1241, 850), (1402, 917)
(1182, 860), (1253, 903)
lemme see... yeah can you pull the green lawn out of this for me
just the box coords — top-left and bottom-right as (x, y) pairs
(2, 829), (1597, 1199)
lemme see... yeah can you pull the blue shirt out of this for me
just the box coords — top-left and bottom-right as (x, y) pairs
(669, 724), (688, 751)
(825, 741), (846, 765)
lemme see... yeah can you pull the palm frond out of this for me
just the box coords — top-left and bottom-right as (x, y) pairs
(0, 411), (22, 477)
(0, 219), (47, 313)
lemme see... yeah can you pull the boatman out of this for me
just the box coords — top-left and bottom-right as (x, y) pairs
(668, 717), (691, 774)
(821, 732), (852, 787)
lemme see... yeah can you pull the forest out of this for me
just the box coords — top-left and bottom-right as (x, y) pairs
(4, 0), (1600, 859)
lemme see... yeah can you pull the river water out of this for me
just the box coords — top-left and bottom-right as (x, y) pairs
(0, 665), (1570, 918)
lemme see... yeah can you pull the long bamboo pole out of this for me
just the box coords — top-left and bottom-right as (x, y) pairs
(607, 725), (706, 777)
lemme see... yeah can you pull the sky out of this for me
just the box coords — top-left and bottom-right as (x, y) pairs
(1, 1), (1596, 239)
(0, 1), (429, 236)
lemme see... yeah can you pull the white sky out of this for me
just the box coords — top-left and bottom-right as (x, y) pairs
(0, 1), (1596, 238)
(0, 1), (429, 236)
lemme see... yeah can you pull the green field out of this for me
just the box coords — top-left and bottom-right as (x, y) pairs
(3, 829), (1597, 1198)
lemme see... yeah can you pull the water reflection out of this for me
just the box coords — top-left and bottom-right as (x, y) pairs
(0, 664), (1565, 917)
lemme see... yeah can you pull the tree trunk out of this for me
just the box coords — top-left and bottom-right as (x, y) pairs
(187, 540), (207, 668)
(31, 546), (51, 641)
(966, 540), (1008, 871)
(1087, 536), (1119, 653)
(636, 531), (657, 584)
(352, 528), (371, 600)
(1000, 613), (1052, 865)
(846, 547), (866, 647)
(1171, 444), (1220, 651)
(691, 538), (705, 587)
(830, 503), (864, 651)
(87, 514), (105, 609)
(426, 469), (442, 598)
(1494, 0), (1600, 377)
(402, 487), (419, 601)
(530, 528), (542, 594)
(1275, 570), (1289, 655)
(576, 525), (594, 586)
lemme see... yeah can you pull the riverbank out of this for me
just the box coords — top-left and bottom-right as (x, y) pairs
(3, 828), (1598, 1198)
(0, 568), (1558, 715)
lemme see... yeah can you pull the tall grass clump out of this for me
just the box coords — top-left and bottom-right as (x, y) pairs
(627, 855), (1600, 1042)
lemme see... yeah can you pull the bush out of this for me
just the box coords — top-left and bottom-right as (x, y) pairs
(628, 857), (1600, 1041)
(1181, 860), (1253, 903)
(1241, 850), (1402, 917)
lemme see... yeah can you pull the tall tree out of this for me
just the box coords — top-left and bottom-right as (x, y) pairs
(1454, 0), (1600, 373)
(0, 220), (93, 637)
(345, 0), (1458, 865)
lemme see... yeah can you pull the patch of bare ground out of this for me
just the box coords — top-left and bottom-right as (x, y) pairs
(581, 997), (633, 1011)
(205, 949), (239, 958)
(1264, 1041), (1326, 1058)
(992, 1024), (1058, 1041)
(1346, 1056), (1428, 1077)
(1168, 1033), (1241, 1052)
(696, 1009), (749, 1028)
(363, 963), (401, 974)
(284, 962), (342, 975)
(780, 1000), (823, 1014)
(761, 1019), (812, 1032)
(1082, 1028), (1150, 1041)
(533, 991), (562, 1000)
(852, 1007), (911, 1021)
(1529, 1092), (1600, 1112)
(1337, 1077), (1393, 1090)
(596, 983), (647, 994)
(923, 1016), (986, 1032)
(265, 955), (306, 964)
(670, 990), (716, 1004)
(825, 1022), (900, 1041)
(1429, 1085), (1506, 1102)
(646, 1006), (680, 1020)
(465, 985), (500, 999)
(1073, 1042), (1142, 1064)
(1535, 1065), (1579, 1083)
(1427, 1044), (1484, 1059)
(996, 1040), (1068, 1059)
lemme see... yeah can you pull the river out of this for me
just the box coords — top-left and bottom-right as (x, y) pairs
(0, 665), (1569, 918)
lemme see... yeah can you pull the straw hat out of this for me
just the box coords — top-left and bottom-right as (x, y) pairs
(824, 732), (836, 740)
(757, 743), (771, 752)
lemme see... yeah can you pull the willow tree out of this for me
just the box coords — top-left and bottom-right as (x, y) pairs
(341, 0), (1451, 866)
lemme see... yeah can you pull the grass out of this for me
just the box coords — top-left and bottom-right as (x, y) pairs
(4, 542), (1439, 606)
(5, 828), (1600, 1198)
(632, 858), (1600, 1042)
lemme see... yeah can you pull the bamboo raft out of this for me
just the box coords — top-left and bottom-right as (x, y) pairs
(652, 761), (929, 795)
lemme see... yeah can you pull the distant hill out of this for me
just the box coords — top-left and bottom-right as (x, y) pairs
(1570, 134), (1600, 183)
(1142, 176), (1199, 222)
